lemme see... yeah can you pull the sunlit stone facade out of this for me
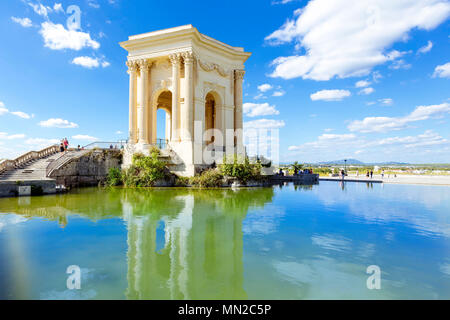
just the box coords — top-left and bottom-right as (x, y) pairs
(120, 25), (251, 176)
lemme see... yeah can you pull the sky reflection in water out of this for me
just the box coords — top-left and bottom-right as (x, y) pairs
(0, 181), (448, 299)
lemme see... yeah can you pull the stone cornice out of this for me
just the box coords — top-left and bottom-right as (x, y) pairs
(120, 25), (251, 62)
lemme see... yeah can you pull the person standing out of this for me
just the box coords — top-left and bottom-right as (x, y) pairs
(370, 170), (373, 179)
(381, 170), (385, 179)
(64, 138), (69, 151)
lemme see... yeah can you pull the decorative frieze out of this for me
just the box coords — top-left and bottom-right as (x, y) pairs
(198, 59), (229, 77)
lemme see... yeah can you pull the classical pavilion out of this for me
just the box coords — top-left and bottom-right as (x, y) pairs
(120, 25), (251, 176)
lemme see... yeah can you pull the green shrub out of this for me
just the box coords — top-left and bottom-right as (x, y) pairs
(220, 156), (261, 183)
(107, 167), (122, 186)
(122, 147), (170, 187)
(175, 176), (190, 187)
(190, 169), (224, 188)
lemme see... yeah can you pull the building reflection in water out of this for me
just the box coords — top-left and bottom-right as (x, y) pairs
(121, 188), (274, 299)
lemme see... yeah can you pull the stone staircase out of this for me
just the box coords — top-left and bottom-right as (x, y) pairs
(0, 152), (63, 181)
(0, 146), (90, 182)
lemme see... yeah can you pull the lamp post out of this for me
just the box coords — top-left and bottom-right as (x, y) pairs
(344, 159), (347, 175)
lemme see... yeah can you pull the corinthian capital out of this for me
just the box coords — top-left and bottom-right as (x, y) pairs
(126, 60), (138, 73)
(169, 53), (181, 66)
(136, 59), (152, 72)
(234, 70), (245, 80)
(182, 51), (194, 64)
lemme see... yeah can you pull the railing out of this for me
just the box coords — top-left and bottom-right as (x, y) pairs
(46, 149), (90, 177)
(82, 139), (169, 150)
(154, 139), (168, 150)
(82, 140), (128, 150)
(0, 145), (60, 176)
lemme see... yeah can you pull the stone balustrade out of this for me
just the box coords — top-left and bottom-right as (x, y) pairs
(0, 145), (60, 176)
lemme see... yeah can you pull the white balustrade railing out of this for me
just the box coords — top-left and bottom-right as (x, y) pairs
(0, 145), (60, 176)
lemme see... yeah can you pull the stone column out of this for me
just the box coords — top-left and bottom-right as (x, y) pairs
(234, 70), (245, 151)
(169, 54), (180, 142)
(183, 51), (194, 141)
(127, 61), (138, 143)
(137, 59), (151, 144)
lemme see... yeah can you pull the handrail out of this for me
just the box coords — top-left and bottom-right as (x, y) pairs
(0, 145), (60, 176)
(82, 141), (128, 149)
(83, 139), (169, 150)
(46, 149), (90, 177)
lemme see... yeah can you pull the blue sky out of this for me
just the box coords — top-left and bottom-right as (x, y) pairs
(0, 0), (449, 163)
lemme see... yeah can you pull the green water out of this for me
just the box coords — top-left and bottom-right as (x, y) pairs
(0, 182), (449, 299)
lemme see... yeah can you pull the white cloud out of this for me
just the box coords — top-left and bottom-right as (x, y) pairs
(10, 111), (32, 119)
(287, 130), (449, 162)
(28, 2), (52, 18)
(244, 119), (285, 130)
(115, 130), (123, 134)
(433, 62), (450, 78)
(310, 89), (351, 101)
(71, 56), (110, 69)
(348, 102), (450, 133)
(39, 22), (100, 51)
(359, 87), (375, 95)
(366, 130), (447, 148)
(417, 40), (433, 54)
(266, 0), (450, 80)
(72, 56), (99, 68)
(11, 17), (32, 27)
(355, 80), (371, 88)
(0, 103), (33, 119)
(257, 84), (273, 92)
(0, 105), (8, 116)
(72, 134), (99, 141)
(288, 133), (357, 151)
(0, 132), (26, 140)
(88, 0), (100, 8)
(272, 90), (285, 97)
(25, 138), (60, 147)
(272, 0), (296, 4)
(53, 3), (64, 13)
(379, 98), (393, 106)
(243, 103), (280, 117)
(253, 93), (267, 100)
(39, 118), (79, 128)
(389, 59), (411, 70)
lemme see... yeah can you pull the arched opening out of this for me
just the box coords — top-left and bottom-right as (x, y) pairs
(156, 90), (172, 147)
(205, 92), (217, 145)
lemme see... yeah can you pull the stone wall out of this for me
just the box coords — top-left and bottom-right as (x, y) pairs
(0, 180), (56, 198)
(49, 149), (122, 188)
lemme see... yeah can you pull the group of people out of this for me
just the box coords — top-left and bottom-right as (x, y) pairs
(277, 168), (313, 176)
(59, 138), (69, 152)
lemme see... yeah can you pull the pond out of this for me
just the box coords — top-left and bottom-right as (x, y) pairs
(0, 181), (449, 299)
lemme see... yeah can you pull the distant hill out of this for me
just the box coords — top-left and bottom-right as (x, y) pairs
(317, 159), (365, 165)
(316, 159), (410, 166)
